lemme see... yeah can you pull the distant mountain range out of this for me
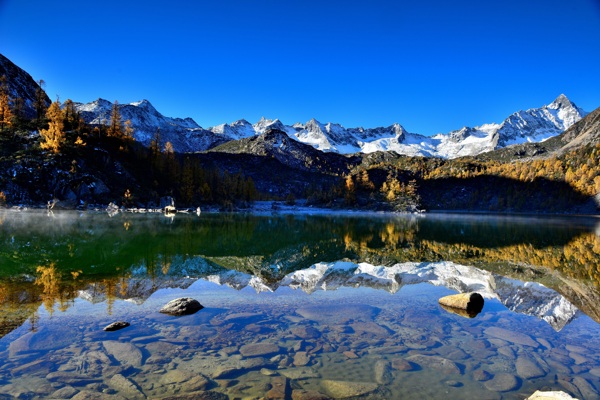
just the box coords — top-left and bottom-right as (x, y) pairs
(0, 53), (591, 159)
(73, 94), (588, 158)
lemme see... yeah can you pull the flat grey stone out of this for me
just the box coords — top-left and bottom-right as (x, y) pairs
(406, 354), (462, 375)
(484, 327), (539, 348)
(296, 304), (379, 324)
(103, 341), (143, 367)
(484, 373), (520, 392)
(516, 356), (545, 379)
(239, 343), (281, 358)
(321, 380), (379, 398)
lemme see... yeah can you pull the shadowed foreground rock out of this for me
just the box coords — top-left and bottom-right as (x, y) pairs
(160, 298), (204, 316)
(439, 292), (484, 318)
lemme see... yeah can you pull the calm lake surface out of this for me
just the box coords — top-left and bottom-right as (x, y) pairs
(1, 210), (600, 399)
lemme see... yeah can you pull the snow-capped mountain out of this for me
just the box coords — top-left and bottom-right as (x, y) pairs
(74, 98), (228, 152)
(74, 94), (588, 158)
(209, 118), (256, 140)
(495, 94), (588, 147)
(207, 94), (587, 158)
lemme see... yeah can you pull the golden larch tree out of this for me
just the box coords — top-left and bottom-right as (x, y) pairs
(124, 119), (135, 141)
(39, 100), (65, 153)
(0, 75), (12, 131)
(107, 100), (124, 138)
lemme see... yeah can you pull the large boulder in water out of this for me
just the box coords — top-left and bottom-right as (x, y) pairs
(159, 297), (203, 316)
(439, 292), (484, 318)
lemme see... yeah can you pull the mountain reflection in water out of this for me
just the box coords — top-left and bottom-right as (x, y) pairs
(1, 210), (600, 399)
(2, 210), (599, 331)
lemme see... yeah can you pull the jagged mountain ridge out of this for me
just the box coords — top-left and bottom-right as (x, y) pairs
(0, 53), (50, 119)
(73, 94), (588, 158)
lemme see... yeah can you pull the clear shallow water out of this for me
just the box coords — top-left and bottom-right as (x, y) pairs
(1, 210), (600, 399)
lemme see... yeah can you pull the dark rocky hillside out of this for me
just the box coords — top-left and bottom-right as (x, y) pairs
(554, 106), (600, 154)
(209, 128), (361, 176)
(0, 54), (50, 119)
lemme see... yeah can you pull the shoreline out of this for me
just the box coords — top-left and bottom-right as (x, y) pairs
(1, 200), (599, 219)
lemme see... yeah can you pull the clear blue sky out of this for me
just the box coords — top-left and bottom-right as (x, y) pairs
(1, 0), (599, 135)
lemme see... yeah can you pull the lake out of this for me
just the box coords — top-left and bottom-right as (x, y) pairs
(1, 209), (600, 399)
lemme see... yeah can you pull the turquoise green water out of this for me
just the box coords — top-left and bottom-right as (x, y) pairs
(0, 210), (599, 399)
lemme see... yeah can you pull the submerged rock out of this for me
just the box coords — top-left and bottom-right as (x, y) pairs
(516, 356), (546, 379)
(374, 360), (393, 384)
(406, 355), (462, 375)
(159, 297), (203, 316)
(321, 380), (379, 398)
(484, 327), (539, 348)
(109, 374), (145, 398)
(50, 386), (79, 399)
(291, 389), (331, 400)
(391, 358), (415, 371)
(472, 369), (492, 381)
(239, 343), (281, 358)
(296, 304), (379, 324)
(484, 372), (520, 392)
(103, 321), (130, 331)
(103, 341), (143, 367)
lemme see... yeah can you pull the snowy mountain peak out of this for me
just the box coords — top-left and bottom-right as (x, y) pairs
(254, 117), (287, 134)
(391, 123), (407, 136)
(232, 118), (252, 127)
(548, 94), (573, 109)
(130, 99), (156, 111)
(77, 98), (112, 112)
(494, 94), (588, 147)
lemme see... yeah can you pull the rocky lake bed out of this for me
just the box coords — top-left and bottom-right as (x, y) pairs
(1, 281), (600, 400)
